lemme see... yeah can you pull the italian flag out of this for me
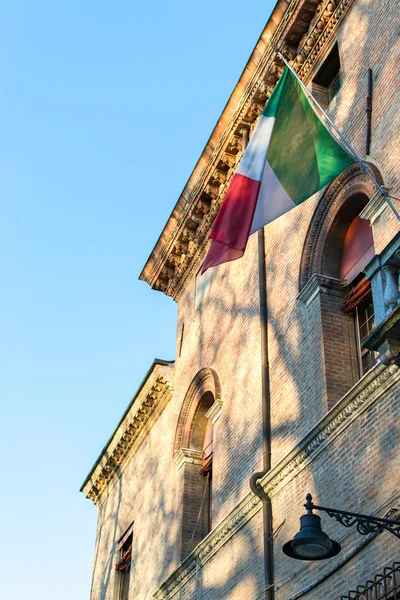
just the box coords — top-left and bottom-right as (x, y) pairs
(202, 67), (353, 273)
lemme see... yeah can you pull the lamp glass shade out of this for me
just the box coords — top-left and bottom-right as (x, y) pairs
(282, 513), (341, 561)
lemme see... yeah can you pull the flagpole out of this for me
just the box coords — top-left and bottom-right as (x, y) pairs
(270, 42), (400, 222)
(246, 124), (274, 600)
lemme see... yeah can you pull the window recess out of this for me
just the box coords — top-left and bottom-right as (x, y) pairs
(115, 525), (133, 600)
(312, 43), (341, 108)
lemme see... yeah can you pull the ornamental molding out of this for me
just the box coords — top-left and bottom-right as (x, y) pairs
(173, 367), (221, 457)
(140, 0), (356, 300)
(297, 274), (346, 306)
(360, 188), (391, 225)
(294, 0), (355, 79)
(299, 162), (381, 290)
(153, 363), (399, 600)
(205, 399), (223, 424)
(81, 362), (174, 505)
(173, 448), (203, 472)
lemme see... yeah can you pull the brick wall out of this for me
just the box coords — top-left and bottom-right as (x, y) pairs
(87, 0), (400, 598)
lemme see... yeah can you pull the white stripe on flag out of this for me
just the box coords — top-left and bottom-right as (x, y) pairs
(250, 160), (296, 233)
(237, 116), (275, 181)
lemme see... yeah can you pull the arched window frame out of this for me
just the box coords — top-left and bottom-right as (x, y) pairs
(173, 368), (222, 559)
(298, 163), (383, 408)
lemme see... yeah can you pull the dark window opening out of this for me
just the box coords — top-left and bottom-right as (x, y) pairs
(339, 213), (377, 377)
(181, 393), (213, 558)
(341, 277), (378, 377)
(312, 43), (341, 107)
(355, 291), (378, 375)
(115, 527), (133, 600)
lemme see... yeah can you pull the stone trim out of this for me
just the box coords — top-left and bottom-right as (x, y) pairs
(360, 188), (390, 225)
(297, 274), (345, 306)
(173, 368), (221, 457)
(173, 448), (203, 472)
(153, 363), (399, 600)
(140, 0), (356, 300)
(205, 399), (223, 424)
(82, 363), (174, 504)
(295, 0), (355, 80)
(299, 163), (381, 290)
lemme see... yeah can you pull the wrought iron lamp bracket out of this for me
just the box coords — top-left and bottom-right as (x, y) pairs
(305, 494), (400, 540)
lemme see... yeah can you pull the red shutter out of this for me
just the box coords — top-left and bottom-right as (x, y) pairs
(340, 215), (374, 283)
(341, 277), (371, 314)
(115, 544), (132, 572)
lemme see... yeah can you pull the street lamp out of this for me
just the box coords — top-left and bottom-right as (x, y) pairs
(283, 493), (400, 561)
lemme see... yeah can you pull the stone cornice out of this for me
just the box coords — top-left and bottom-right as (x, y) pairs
(153, 363), (399, 599)
(140, 0), (356, 300)
(81, 361), (174, 504)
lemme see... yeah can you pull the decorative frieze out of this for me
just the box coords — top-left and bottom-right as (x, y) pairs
(297, 0), (355, 79)
(140, 0), (356, 300)
(82, 363), (174, 504)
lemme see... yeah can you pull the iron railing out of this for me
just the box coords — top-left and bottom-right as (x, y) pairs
(341, 561), (400, 599)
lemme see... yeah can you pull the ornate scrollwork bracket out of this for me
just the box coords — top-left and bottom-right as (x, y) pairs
(305, 494), (400, 539)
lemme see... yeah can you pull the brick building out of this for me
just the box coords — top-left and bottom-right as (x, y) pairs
(81, 0), (400, 598)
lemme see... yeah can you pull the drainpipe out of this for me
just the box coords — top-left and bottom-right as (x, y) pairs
(249, 224), (274, 600)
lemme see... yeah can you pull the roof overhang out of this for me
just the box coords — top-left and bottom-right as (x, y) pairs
(81, 359), (174, 504)
(139, 0), (354, 300)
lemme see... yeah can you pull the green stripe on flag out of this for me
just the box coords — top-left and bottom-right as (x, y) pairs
(264, 68), (353, 205)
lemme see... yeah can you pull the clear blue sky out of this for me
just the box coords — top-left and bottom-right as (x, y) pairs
(0, 2), (274, 598)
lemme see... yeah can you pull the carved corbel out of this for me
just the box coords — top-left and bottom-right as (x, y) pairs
(382, 265), (400, 314)
(188, 240), (198, 257)
(219, 153), (236, 170)
(197, 196), (212, 214)
(374, 338), (400, 368)
(210, 169), (228, 186)
(256, 81), (275, 104)
(156, 280), (168, 293)
(279, 41), (297, 61)
(270, 60), (285, 79)
(204, 185), (219, 201)
(226, 136), (242, 154)
(245, 102), (264, 122)
(263, 71), (278, 86)
(181, 227), (196, 243)
(174, 241), (188, 256)
(160, 266), (175, 281)
(168, 253), (183, 268)
(195, 227), (207, 244)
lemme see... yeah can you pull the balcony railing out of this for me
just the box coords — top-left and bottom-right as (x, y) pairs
(341, 561), (400, 600)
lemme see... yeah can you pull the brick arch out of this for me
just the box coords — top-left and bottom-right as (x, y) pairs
(299, 162), (383, 291)
(173, 367), (221, 458)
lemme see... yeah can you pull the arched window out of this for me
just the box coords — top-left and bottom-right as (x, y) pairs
(340, 215), (378, 375)
(299, 163), (382, 407)
(173, 369), (221, 560)
(177, 393), (213, 559)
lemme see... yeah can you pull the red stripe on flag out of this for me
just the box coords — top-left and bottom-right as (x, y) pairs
(201, 173), (260, 273)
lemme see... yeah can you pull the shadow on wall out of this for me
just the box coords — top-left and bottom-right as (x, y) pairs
(95, 6), (397, 597)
